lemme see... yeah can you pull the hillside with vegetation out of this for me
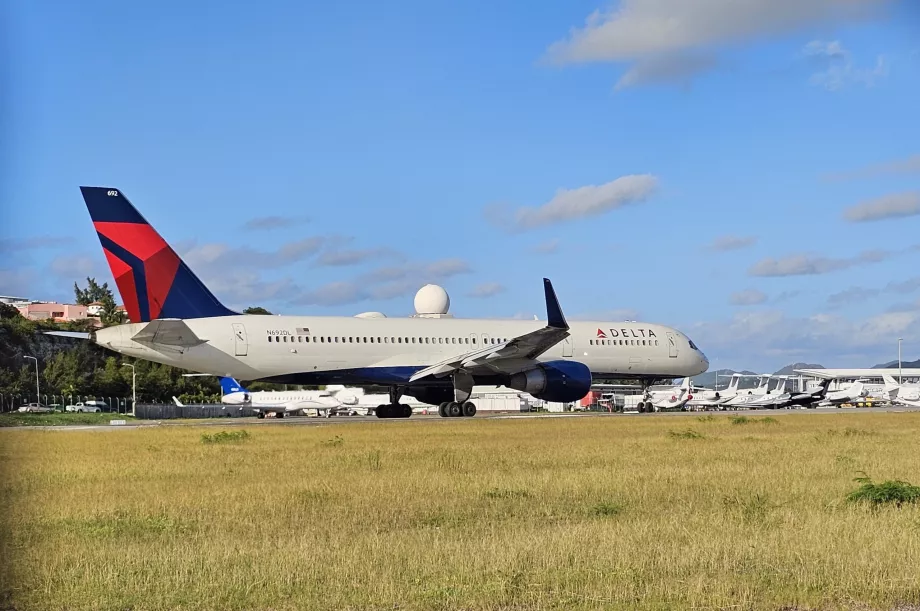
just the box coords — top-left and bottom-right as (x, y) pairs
(0, 278), (285, 410)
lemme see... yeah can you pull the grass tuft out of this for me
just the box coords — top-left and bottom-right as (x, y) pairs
(483, 488), (531, 500)
(320, 434), (344, 447)
(722, 491), (774, 522)
(696, 414), (716, 422)
(731, 415), (779, 426)
(200, 429), (250, 444)
(591, 501), (625, 517)
(846, 472), (920, 508)
(668, 428), (705, 439)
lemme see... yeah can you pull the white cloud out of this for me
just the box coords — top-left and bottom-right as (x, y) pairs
(206, 272), (297, 308)
(571, 308), (641, 322)
(823, 153), (920, 181)
(827, 286), (880, 307)
(0, 269), (39, 298)
(468, 282), (506, 298)
(242, 215), (310, 231)
(0, 236), (76, 252)
(316, 247), (401, 267)
(614, 54), (718, 90)
(533, 238), (560, 255)
(543, 0), (888, 86)
(179, 238), (326, 271)
(690, 305), (920, 368)
(842, 192), (920, 222)
(487, 174), (658, 231)
(749, 250), (891, 277)
(49, 254), (106, 279)
(806, 45), (888, 91)
(705, 234), (758, 252)
(827, 277), (920, 308)
(730, 289), (768, 306)
(291, 258), (474, 307)
(803, 39), (848, 58)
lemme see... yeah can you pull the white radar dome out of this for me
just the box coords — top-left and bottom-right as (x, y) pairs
(414, 284), (450, 315)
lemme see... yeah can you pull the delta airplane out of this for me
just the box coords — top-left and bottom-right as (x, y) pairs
(50, 187), (709, 418)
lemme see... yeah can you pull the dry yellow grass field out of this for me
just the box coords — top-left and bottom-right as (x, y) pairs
(2, 412), (920, 610)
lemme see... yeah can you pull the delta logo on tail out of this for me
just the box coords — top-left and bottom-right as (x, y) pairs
(80, 187), (236, 323)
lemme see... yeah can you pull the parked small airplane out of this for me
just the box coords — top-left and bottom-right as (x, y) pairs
(639, 377), (692, 412)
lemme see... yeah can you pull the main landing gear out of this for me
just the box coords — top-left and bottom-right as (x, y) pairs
(438, 401), (477, 418)
(375, 386), (413, 419)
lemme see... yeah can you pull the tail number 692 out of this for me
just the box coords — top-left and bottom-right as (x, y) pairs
(107, 190), (119, 197)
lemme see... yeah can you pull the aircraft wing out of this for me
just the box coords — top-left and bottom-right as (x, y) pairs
(409, 279), (569, 383)
(131, 319), (207, 348)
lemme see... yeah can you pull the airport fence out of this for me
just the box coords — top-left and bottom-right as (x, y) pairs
(0, 394), (134, 414)
(134, 403), (254, 420)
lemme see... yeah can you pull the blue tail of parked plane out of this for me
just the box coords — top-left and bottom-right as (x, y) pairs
(219, 377), (246, 395)
(79, 186), (237, 322)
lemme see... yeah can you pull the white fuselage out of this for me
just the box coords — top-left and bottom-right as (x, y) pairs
(93, 315), (709, 391)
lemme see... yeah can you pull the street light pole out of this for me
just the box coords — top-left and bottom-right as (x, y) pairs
(23, 356), (39, 405)
(898, 338), (903, 385)
(122, 363), (136, 415)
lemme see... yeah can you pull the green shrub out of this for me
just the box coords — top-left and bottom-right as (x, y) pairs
(200, 430), (250, 444)
(321, 435), (344, 447)
(591, 501), (624, 517)
(846, 473), (920, 508)
(668, 428), (705, 440)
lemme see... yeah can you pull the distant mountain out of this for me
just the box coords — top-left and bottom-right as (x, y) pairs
(773, 362), (825, 376)
(872, 359), (920, 369)
(693, 363), (825, 389)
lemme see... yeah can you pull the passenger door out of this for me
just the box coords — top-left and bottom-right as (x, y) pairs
(666, 332), (678, 358)
(562, 337), (573, 357)
(232, 323), (248, 356)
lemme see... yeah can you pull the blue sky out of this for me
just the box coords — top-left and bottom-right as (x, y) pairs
(2, 0), (919, 371)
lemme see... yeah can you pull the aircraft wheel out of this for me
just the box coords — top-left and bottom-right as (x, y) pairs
(376, 404), (388, 418)
(448, 402), (463, 417)
(277, 412), (284, 419)
(637, 402), (645, 413)
(462, 401), (477, 417)
(438, 402), (449, 418)
(400, 404), (412, 418)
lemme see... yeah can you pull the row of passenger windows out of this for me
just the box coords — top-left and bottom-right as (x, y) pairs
(269, 335), (511, 345)
(590, 339), (658, 347)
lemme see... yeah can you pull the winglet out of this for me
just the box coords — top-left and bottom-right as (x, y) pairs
(543, 278), (568, 329)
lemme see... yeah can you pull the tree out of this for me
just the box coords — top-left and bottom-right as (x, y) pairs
(100, 294), (127, 326)
(74, 277), (111, 306)
(243, 306), (272, 315)
(0, 302), (21, 320)
(74, 277), (126, 326)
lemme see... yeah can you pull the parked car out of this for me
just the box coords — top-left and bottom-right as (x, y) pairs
(17, 403), (53, 413)
(65, 402), (103, 413)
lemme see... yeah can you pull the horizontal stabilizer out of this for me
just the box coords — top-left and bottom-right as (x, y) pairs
(131, 319), (207, 348)
(43, 331), (93, 340)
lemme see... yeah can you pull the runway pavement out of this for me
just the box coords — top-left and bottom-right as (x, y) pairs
(13, 403), (920, 432)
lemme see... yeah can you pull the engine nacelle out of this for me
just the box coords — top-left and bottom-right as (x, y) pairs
(508, 360), (592, 403)
(406, 386), (454, 406)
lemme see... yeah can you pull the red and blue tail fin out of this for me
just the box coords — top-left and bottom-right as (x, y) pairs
(79, 186), (237, 322)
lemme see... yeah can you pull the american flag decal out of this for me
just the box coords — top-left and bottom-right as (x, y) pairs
(296, 327), (311, 335)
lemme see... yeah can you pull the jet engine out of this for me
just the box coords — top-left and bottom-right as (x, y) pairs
(508, 360), (592, 403)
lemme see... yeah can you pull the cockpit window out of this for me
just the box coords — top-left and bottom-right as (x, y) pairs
(688, 339), (699, 350)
